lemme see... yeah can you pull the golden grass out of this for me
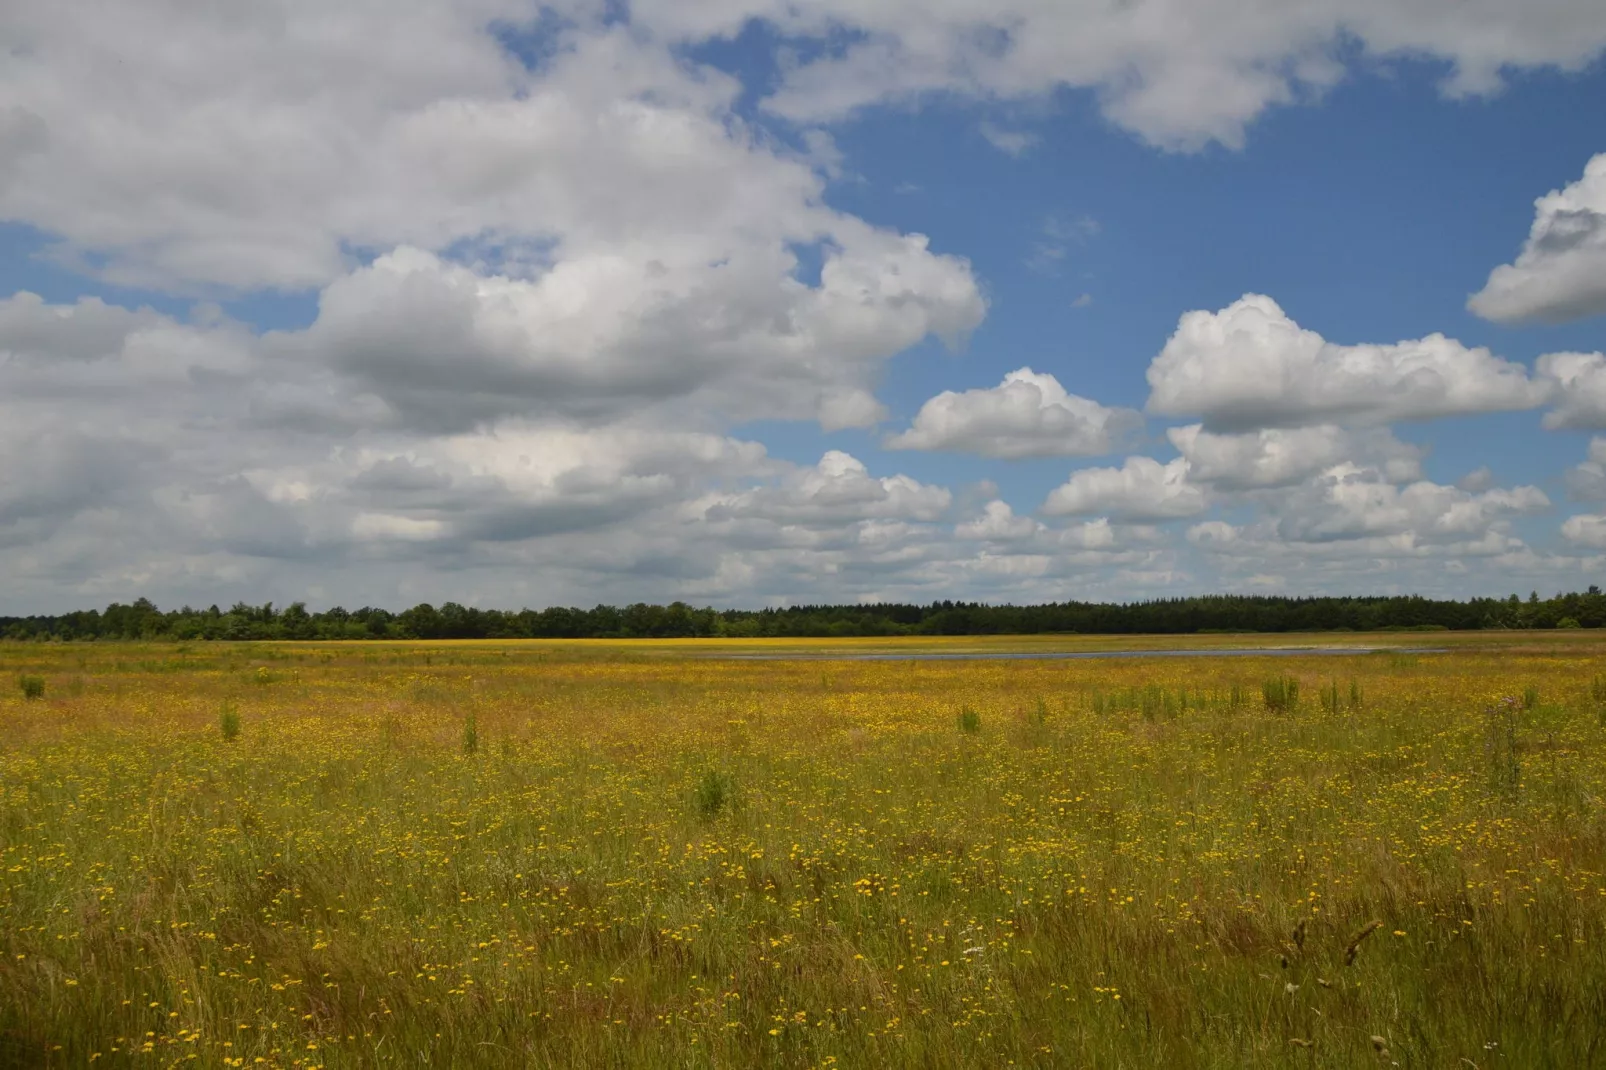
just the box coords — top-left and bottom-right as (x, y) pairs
(3, 635), (1606, 1067)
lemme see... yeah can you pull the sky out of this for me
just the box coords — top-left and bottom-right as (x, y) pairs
(3, 1), (1606, 613)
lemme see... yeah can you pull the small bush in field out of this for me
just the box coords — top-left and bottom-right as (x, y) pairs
(18, 675), (45, 700)
(219, 702), (240, 741)
(1321, 679), (1341, 713)
(1262, 675), (1299, 713)
(957, 706), (981, 734)
(694, 769), (732, 819)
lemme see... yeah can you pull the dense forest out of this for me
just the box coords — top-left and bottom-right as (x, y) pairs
(1, 588), (1603, 641)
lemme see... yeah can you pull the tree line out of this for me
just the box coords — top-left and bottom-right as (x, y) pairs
(1, 588), (1602, 641)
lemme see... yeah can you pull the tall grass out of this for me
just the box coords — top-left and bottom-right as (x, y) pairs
(3, 639), (1606, 1067)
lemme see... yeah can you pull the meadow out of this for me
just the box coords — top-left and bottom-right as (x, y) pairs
(3, 633), (1606, 1068)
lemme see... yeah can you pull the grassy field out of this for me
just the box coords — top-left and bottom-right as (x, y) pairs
(3, 635), (1606, 1068)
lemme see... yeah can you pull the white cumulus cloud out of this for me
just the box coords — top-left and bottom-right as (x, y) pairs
(283, 235), (981, 435)
(706, 451), (952, 525)
(1470, 153), (1606, 324)
(1146, 294), (1545, 430)
(1166, 424), (1424, 489)
(1539, 351), (1606, 430)
(956, 500), (1044, 541)
(1189, 464), (1550, 563)
(1042, 457), (1205, 520)
(1562, 514), (1606, 549)
(886, 367), (1142, 458)
(1567, 439), (1606, 502)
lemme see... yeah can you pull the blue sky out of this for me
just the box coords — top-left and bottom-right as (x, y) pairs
(2, 1), (1606, 612)
(782, 60), (1606, 502)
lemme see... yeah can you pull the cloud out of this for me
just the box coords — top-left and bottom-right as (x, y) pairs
(0, 433), (155, 549)
(1469, 153), (1606, 323)
(1027, 214), (1099, 273)
(1189, 464), (1549, 559)
(978, 123), (1038, 156)
(706, 451), (951, 525)
(886, 367), (1142, 458)
(947, 502), (1171, 591)
(351, 513), (450, 543)
(1146, 294), (1546, 430)
(714, 0), (1606, 149)
(0, 291), (164, 361)
(1562, 514), (1606, 549)
(0, 13), (980, 309)
(1539, 351), (1606, 430)
(1, 279), (1582, 609)
(1042, 457), (1205, 520)
(955, 500), (1044, 541)
(1179, 454), (1593, 595)
(2, 1), (1602, 610)
(1166, 424), (1425, 489)
(281, 234), (981, 435)
(5, 1), (1599, 299)
(1566, 439), (1606, 502)
(314, 426), (774, 546)
(0, 252), (1168, 612)
(1271, 465), (1548, 544)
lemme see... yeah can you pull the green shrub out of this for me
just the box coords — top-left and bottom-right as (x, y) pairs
(219, 702), (240, 741)
(957, 707), (981, 734)
(18, 675), (45, 700)
(1262, 675), (1299, 713)
(1320, 679), (1341, 714)
(694, 769), (732, 820)
(1557, 616), (1581, 629)
(462, 711), (478, 755)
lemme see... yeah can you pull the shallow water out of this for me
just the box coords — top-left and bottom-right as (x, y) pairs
(715, 646), (1445, 662)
